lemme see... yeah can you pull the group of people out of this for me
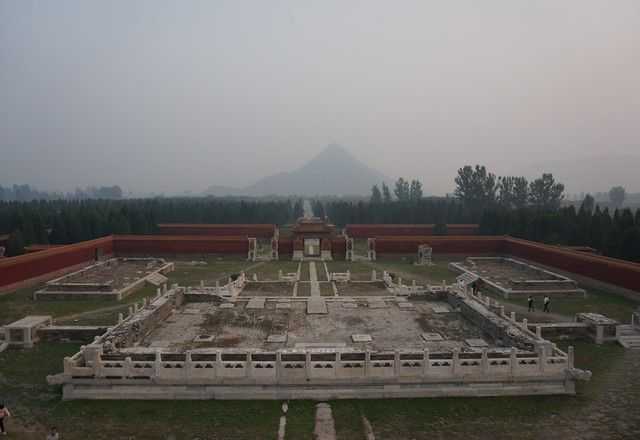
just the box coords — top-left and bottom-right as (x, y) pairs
(0, 404), (59, 439)
(528, 295), (551, 313)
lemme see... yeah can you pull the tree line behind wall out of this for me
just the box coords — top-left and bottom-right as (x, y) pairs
(316, 166), (640, 262)
(0, 198), (303, 256)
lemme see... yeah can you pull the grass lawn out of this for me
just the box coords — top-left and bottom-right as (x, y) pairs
(167, 259), (257, 286)
(367, 258), (458, 284)
(488, 287), (639, 323)
(251, 261), (300, 281)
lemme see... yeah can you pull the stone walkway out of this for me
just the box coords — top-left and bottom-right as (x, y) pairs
(309, 262), (321, 297)
(314, 403), (337, 440)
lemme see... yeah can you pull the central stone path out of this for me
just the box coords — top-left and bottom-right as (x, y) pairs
(309, 262), (321, 297)
(307, 261), (328, 314)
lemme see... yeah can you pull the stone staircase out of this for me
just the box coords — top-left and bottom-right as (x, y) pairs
(456, 272), (479, 287)
(617, 325), (640, 349)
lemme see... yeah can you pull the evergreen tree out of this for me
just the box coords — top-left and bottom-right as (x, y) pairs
(394, 178), (410, 202)
(370, 185), (382, 204)
(529, 173), (564, 211)
(381, 183), (392, 203)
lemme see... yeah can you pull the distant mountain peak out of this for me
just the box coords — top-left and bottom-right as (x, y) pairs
(205, 144), (389, 197)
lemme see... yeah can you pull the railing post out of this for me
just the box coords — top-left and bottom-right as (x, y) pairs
(305, 351), (311, 380)
(423, 349), (429, 377)
(276, 351), (282, 382)
(539, 346), (547, 373)
(394, 350), (400, 377)
(481, 348), (488, 375)
(365, 351), (371, 377)
(452, 349), (459, 376)
(568, 346), (574, 369)
(510, 347), (517, 376)
(154, 350), (162, 379)
(215, 350), (222, 379)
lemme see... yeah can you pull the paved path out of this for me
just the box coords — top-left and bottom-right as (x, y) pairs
(309, 262), (321, 297)
(314, 403), (336, 440)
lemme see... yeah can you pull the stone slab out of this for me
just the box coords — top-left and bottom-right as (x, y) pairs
(307, 297), (328, 314)
(267, 334), (287, 343)
(430, 304), (452, 314)
(465, 338), (489, 348)
(276, 303), (291, 310)
(146, 273), (168, 287)
(219, 303), (235, 309)
(351, 334), (372, 343)
(397, 302), (414, 309)
(246, 297), (266, 310)
(193, 335), (215, 343)
(422, 332), (444, 342)
(367, 299), (387, 309)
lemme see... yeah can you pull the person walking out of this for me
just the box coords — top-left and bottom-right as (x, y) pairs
(543, 296), (550, 313)
(527, 295), (535, 312)
(0, 403), (11, 435)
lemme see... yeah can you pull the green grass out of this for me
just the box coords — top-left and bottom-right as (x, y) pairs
(167, 259), (256, 286)
(0, 287), (114, 326)
(252, 261), (300, 281)
(491, 287), (639, 323)
(368, 259), (458, 284)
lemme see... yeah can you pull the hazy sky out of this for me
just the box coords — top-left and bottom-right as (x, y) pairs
(1, 1), (639, 195)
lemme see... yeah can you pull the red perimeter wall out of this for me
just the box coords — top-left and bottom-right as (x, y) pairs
(504, 238), (640, 293)
(0, 236), (114, 290)
(113, 235), (249, 255)
(346, 224), (479, 238)
(2, 233), (640, 295)
(375, 236), (504, 254)
(157, 224), (275, 238)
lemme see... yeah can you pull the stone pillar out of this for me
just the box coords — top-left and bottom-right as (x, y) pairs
(124, 356), (133, 378)
(398, 277), (402, 287)
(539, 346), (547, 373)
(522, 318), (528, 330)
(412, 279), (416, 288)
(276, 351), (282, 382)
(253, 273), (258, 282)
(154, 350), (162, 379)
(200, 280), (205, 287)
(278, 270), (283, 281)
(510, 312), (516, 322)
(305, 351), (311, 380)
(394, 350), (400, 377)
(246, 352), (252, 379)
(347, 270), (351, 281)
(510, 347), (517, 376)
(156, 287), (161, 297)
(452, 349), (459, 376)
(364, 351), (371, 377)
(595, 325), (604, 344)
(185, 351), (193, 379)
(118, 313), (124, 324)
(215, 350), (222, 379)
(423, 349), (430, 377)
(500, 306), (506, 317)
(133, 302), (139, 313)
(568, 346), (574, 369)
(536, 325), (542, 339)
(371, 270), (377, 282)
(481, 348), (488, 375)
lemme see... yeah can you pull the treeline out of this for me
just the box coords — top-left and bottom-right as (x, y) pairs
(0, 184), (124, 201)
(316, 198), (469, 226)
(0, 198), (303, 256)
(315, 166), (640, 262)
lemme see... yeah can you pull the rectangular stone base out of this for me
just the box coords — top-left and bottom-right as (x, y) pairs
(62, 379), (574, 400)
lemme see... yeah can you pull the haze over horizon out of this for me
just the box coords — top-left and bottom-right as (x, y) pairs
(1, 1), (639, 196)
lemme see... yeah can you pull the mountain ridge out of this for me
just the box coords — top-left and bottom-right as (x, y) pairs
(204, 144), (389, 197)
